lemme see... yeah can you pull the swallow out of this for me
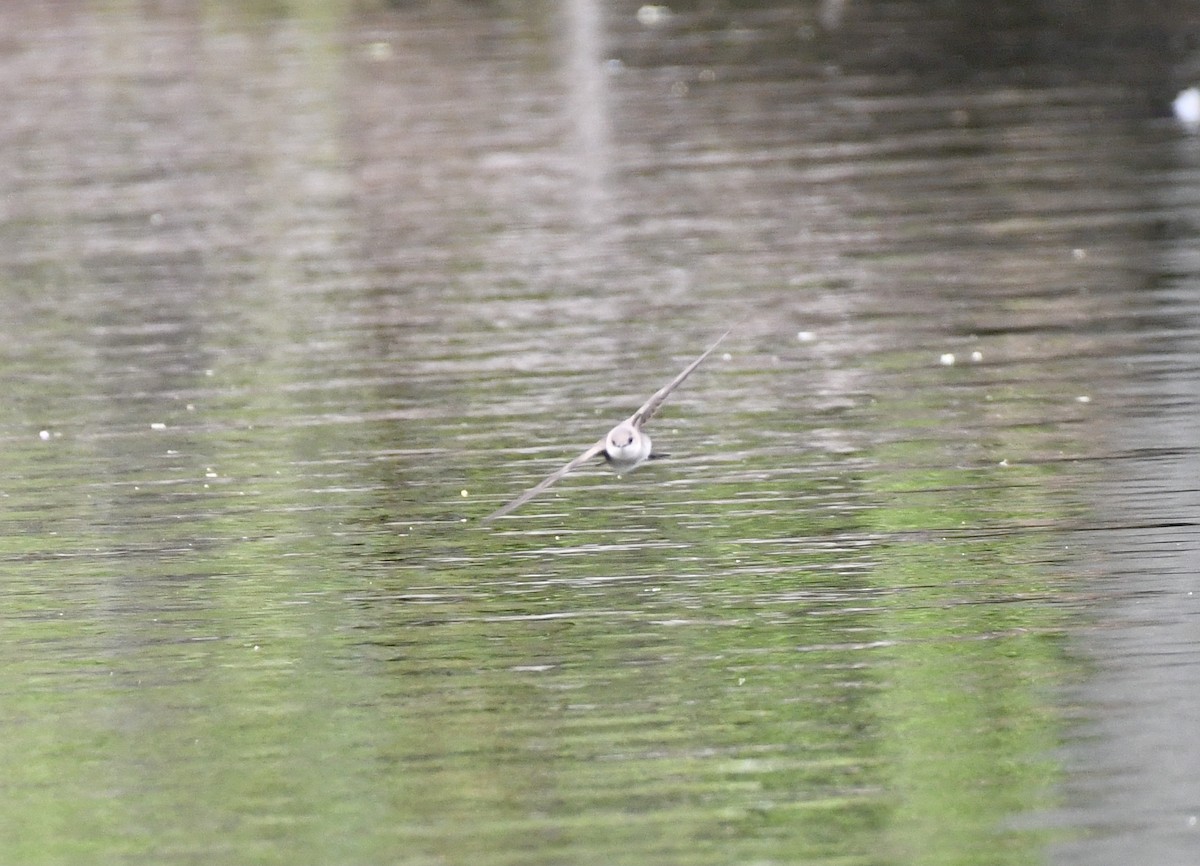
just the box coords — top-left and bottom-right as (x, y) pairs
(483, 328), (732, 521)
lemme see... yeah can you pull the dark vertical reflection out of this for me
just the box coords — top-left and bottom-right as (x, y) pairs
(1048, 124), (1200, 866)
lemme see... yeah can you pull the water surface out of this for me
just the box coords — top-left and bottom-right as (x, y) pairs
(2, 1), (1199, 864)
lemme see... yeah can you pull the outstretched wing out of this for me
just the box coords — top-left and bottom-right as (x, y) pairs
(482, 437), (607, 521)
(629, 327), (732, 429)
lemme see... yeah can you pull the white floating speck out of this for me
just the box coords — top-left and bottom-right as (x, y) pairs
(940, 353), (956, 366)
(1174, 87), (1200, 128)
(38, 429), (51, 441)
(205, 469), (218, 478)
(721, 352), (732, 361)
(797, 330), (815, 342)
(970, 350), (983, 363)
(1076, 395), (1091, 403)
(1072, 248), (1087, 261)
(186, 404), (195, 411)
(366, 41), (393, 61)
(636, 4), (671, 26)
(150, 422), (167, 430)
(460, 489), (469, 498)
(998, 459), (1009, 467)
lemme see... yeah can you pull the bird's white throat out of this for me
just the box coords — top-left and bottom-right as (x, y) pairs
(605, 423), (652, 470)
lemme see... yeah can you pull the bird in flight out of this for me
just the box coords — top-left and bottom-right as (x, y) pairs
(483, 328), (733, 521)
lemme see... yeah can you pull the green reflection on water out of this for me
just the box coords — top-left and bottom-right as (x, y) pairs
(864, 437), (1078, 864)
(0, 388), (1082, 866)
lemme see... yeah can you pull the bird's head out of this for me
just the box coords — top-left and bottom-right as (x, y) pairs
(608, 427), (635, 449)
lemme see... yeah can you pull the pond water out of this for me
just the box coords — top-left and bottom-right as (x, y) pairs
(3, 1), (1200, 864)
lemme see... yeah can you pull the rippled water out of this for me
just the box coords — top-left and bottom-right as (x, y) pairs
(3, 1), (1200, 864)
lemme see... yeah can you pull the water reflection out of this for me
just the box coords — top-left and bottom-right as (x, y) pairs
(1046, 129), (1200, 863)
(1, 1), (1199, 864)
